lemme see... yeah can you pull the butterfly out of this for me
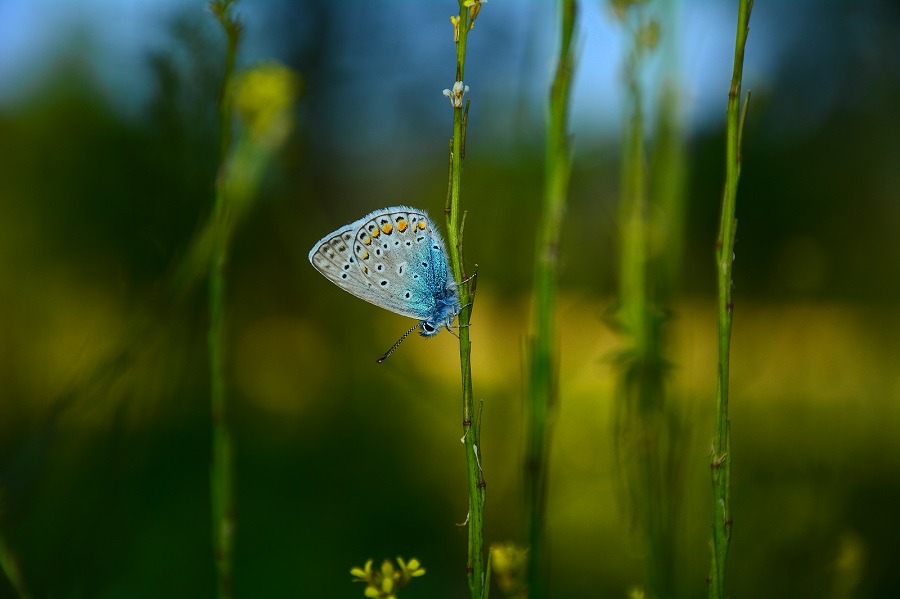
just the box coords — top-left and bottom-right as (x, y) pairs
(308, 206), (461, 362)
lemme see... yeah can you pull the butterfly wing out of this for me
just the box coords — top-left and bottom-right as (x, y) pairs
(308, 207), (451, 321)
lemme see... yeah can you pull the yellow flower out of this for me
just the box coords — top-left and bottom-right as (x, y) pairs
(350, 559), (374, 580)
(350, 557), (425, 598)
(231, 63), (300, 146)
(490, 543), (528, 596)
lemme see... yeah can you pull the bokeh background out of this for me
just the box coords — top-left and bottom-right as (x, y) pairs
(1, 1), (899, 598)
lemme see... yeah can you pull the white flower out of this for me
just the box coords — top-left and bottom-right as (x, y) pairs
(442, 80), (470, 108)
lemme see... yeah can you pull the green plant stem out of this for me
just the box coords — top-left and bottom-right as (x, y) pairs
(209, 209), (234, 599)
(709, 2), (753, 598)
(618, 27), (648, 368)
(651, 94), (687, 303)
(444, 3), (483, 598)
(618, 18), (659, 598)
(526, 1), (577, 597)
(209, 3), (241, 599)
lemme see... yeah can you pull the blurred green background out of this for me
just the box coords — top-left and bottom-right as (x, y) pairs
(1, 1), (899, 598)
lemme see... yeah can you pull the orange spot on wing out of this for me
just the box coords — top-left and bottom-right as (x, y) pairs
(382, 223), (393, 235)
(397, 219), (408, 232)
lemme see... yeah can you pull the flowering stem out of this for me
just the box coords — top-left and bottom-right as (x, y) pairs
(709, 1), (753, 598)
(444, 3), (484, 598)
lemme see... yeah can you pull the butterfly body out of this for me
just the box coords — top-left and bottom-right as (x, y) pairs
(308, 206), (460, 338)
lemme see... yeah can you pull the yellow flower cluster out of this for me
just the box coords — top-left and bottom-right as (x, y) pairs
(451, 0), (487, 42)
(350, 557), (426, 599)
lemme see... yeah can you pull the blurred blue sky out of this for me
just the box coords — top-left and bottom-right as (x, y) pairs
(0, 0), (786, 139)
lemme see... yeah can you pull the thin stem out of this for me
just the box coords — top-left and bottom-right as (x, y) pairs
(209, 219), (234, 599)
(614, 11), (666, 598)
(444, 3), (484, 598)
(618, 20), (648, 363)
(208, 3), (242, 599)
(709, 2), (753, 598)
(526, 1), (577, 597)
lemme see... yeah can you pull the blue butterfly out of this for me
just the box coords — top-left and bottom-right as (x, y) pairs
(308, 206), (461, 361)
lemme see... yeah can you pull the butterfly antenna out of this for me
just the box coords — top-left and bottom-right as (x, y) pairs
(376, 322), (420, 363)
